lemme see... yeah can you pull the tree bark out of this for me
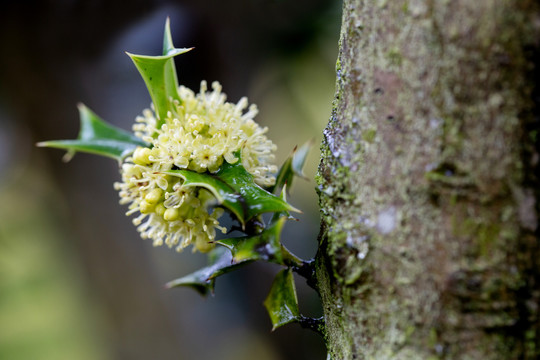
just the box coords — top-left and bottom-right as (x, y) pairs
(316, 1), (540, 358)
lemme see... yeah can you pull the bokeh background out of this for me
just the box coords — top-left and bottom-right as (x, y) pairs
(0, 1), (340, 359)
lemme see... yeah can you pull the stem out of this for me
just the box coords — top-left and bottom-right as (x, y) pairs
(280, 245), (319, 292)
(293, 259), (319, 293)
(298, 316), (326, 337)
(243, 215), (265, 235)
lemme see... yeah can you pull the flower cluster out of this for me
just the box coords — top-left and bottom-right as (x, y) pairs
(114, 81), (278, 252)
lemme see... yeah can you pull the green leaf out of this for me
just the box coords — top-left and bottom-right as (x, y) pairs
(272, 155), (293, 194)
(164, 158), (298, 226)
(165, 248), (253, 296)
(217, 216), (304, 268)
(37, 103), (148, 161)
(291, 139), (314, 179)
(216, 217), (287, 264)
(263, 268), (300, 331)
(269, 185), (296, 226)
(126, 19), (192, 127)
(272, 139), (313, 194)
(162, 17), (182, 104)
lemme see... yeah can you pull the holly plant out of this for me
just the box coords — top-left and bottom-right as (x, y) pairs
(39, 19), (324, 336)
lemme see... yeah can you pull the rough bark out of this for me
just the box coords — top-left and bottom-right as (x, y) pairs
(316, 1), (540, 359)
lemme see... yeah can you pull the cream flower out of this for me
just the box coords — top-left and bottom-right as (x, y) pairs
(115, 81), (277, 252)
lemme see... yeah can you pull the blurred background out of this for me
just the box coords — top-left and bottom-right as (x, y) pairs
(0, 1), (340, 359)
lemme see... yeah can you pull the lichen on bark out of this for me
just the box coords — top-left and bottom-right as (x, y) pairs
(316, 1), (540, 359)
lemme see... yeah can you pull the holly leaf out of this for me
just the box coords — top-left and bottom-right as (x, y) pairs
(165, 248), (252, 296)
(126, 18), (192, 127)
(291, 140), (313, 179)
(270, 185), (297, 226)
(37, 103), (147, 161)
(164, 158), (299, 227)
(263, 268), (300, 331)
(216, 217), (286, 264)
(272, 139), (313, 194)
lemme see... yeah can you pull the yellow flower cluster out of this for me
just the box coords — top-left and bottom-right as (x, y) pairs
(114, 81), (277, 252)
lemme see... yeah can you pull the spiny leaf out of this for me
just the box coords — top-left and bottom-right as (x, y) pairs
(216, 217), (287, 264)
(291, 139), (314, 179)
(164, 158), (298, 226)
(272, 155), (293, 194)
(165, 248), (252, 296)
(272, 139), (314, 194)
(162, 17), (182, 105)
(126, 19), (192, 127)
(263, 268), (300, 331)
(270, 184), (297, 226)
(37, 103), (147, 161)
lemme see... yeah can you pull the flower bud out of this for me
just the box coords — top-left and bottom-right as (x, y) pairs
(145, 188), (163, 204)
(163, 208), (180, 221)
(133, 147), (152, 165)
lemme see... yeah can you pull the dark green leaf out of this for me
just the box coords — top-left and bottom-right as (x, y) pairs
(263, 268), (300, 331)
(273, 155), (293, 194)
(270, 185), (296, 226)
(37, 104), (147, 161)
(216, 217), (287, 264)
(126, 19), (192, 127)
(164, 159), (298, 226)
(165, 248), (252, 296)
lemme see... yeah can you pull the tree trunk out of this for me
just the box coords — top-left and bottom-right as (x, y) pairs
(315, 1), (540, 358)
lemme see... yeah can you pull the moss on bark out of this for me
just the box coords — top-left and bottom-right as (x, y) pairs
(316, 1), (540, 358)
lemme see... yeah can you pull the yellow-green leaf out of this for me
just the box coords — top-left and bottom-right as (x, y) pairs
(263, 268), (300, 331)
(126, 19), (192, 127)
(272, 139), (313, 194)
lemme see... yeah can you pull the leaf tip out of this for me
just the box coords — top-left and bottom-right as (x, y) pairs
(173, 47), (195, 56)
(124, 51), (137, 61)
(287, 203), (302, 214)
